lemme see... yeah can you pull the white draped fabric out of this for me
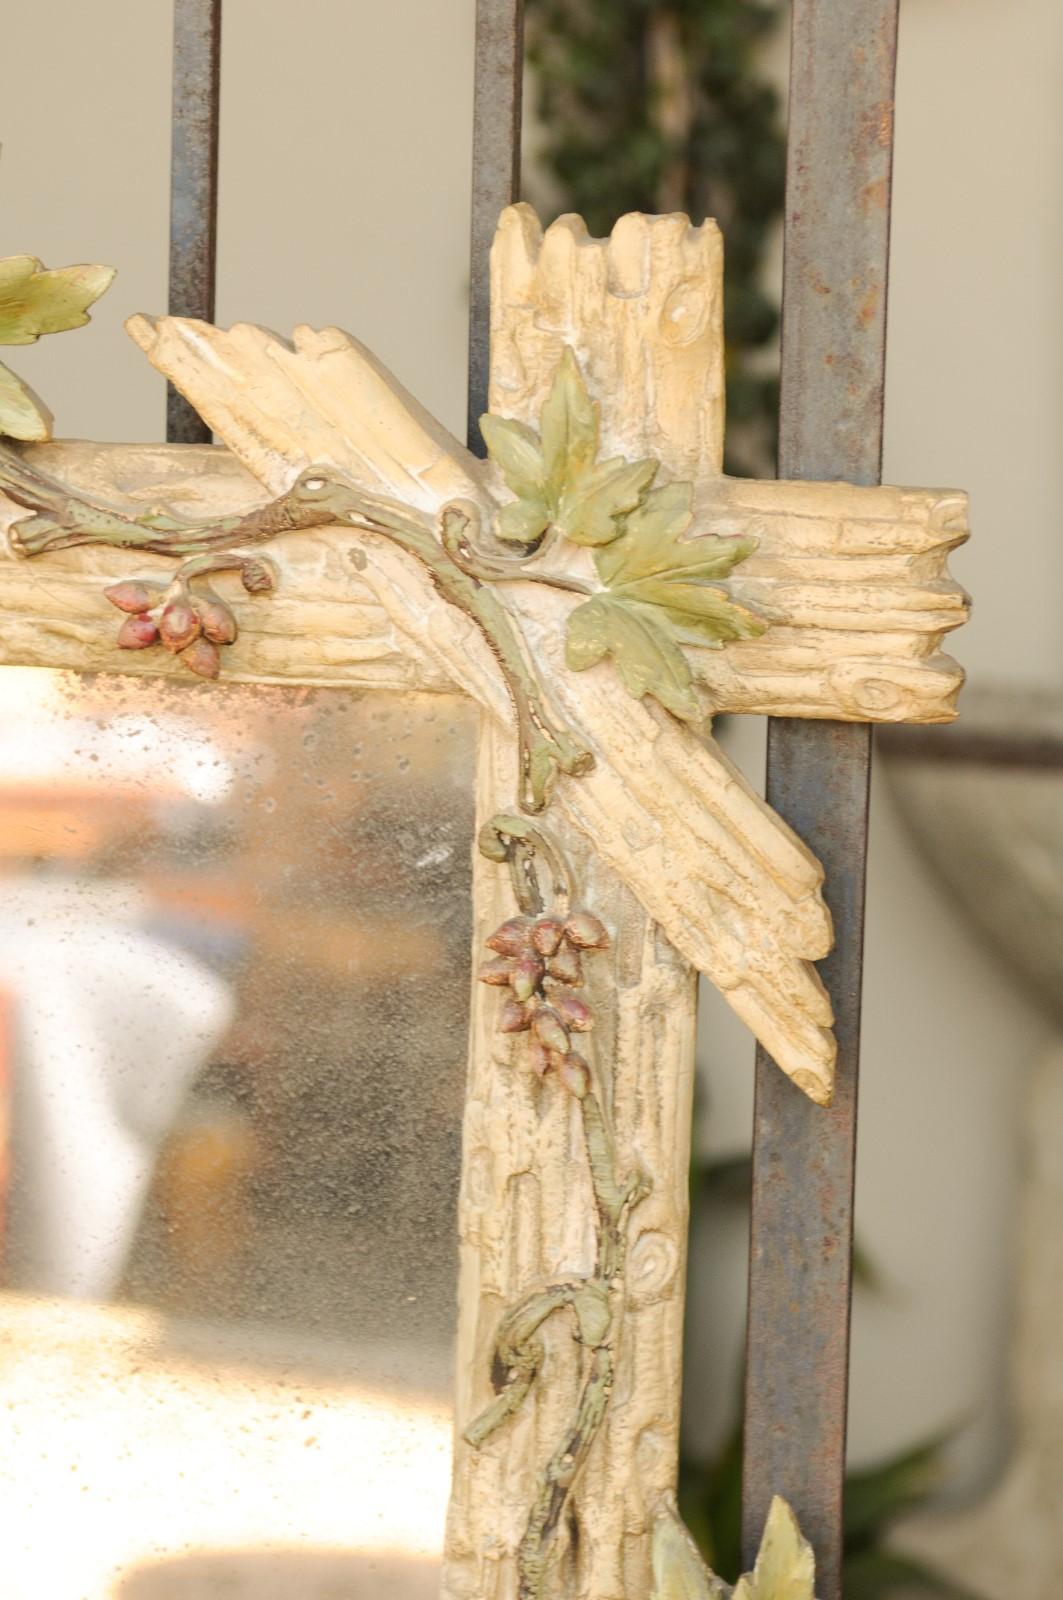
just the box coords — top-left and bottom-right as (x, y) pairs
(0, 877), (232, 1299)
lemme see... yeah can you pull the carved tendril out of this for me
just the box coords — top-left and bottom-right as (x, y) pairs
(0, 445), (591, 810)
(440, 501), (592, 596)
(472, 814), (651, 1600)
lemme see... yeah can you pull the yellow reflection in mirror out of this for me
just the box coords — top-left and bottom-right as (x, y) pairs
(1, 1296), (451, 1597)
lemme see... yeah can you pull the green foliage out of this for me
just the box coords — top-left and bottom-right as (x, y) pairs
(842, 1552), (988, 1600)
(482, 347), (763, 721)
(679, 1143), (985, 1598)
(679, 1421), (744, 1580)
(678, 1421), (985, 1598)
(525, 0), (786, 475)
(844, 1439), (946, 1551)
(0, 254), (114, 440)
(840, 1441), (986, 1599)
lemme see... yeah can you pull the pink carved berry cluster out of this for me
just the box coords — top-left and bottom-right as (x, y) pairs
(478, 908), (609, 1097)
(104, 565), (272, 679)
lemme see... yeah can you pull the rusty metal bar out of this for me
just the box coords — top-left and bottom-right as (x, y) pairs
(879, 724), (1063, 770)
(741, 4), (900, 1595)
(167, 0), (222, 444)
(466, 0), (524, 454)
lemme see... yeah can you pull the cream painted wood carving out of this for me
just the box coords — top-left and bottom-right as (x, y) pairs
(0, 208), (968, 1600)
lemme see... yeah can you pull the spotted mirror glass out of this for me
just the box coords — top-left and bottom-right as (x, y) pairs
(0, 669), (475, 1599)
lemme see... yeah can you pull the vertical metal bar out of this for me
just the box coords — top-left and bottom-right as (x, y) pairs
(741, 4), (899, 1597)
(167, 0), (222, 444)
(466, 0), (524, 455)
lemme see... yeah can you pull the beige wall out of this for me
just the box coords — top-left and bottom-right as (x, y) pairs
(1, 0), (1058, 1501)
(1, 2), (475, 443)
(850, 0), (1060, 1487)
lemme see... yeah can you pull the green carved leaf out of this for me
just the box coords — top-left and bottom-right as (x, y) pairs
(0, 256), (115, 346)
(481, 350), (610, 545)
(650, 1503), (730, 1600)
(599, 479), (694, 561)
(482, 346), (762, 713)
(479, 414), (549, 503)
(566, 593), (701, 721)
(733, 1497), (817, 1600)
(596, 482), (740, 582)
(556, 454), (658, 546)
(479, 413), (554, 544)
(564, 469), (763, 717)
(0, 359), (52, 441)
(595, 481), (765, 650)
(540, 345), (599, 487)
(633, 583), (765, 650)
(652, 1497), (817, 1600)
(497, 495), (553, 544)
(481, 347), (655, 548)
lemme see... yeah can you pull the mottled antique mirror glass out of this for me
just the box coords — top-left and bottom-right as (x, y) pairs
(0, 668), (475, 1597)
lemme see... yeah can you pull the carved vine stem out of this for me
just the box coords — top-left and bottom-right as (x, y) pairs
(2, 347), (766, 803)
(0, 445), (591, 812)
(472, 815), (651, 1600)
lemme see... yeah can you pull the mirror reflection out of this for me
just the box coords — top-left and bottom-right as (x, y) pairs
(0, 668), (476, 1598)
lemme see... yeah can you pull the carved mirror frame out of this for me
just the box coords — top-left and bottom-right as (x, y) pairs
(0, 207), (968, 1599)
